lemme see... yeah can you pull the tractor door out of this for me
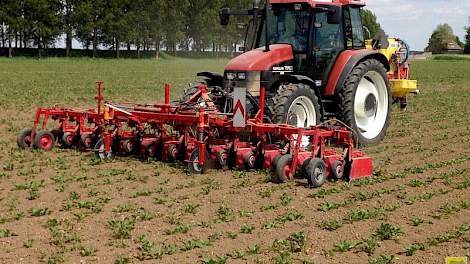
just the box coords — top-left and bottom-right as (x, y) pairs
(309, 9), (344, 87)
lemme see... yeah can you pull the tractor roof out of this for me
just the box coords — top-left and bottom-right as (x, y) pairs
(270, 0), (365, 7)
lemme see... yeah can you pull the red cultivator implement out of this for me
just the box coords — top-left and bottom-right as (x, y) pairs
(17, 82), (373, 188)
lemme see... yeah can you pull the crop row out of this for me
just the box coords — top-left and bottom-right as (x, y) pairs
(308, 155), (469, 201)
(317, 167), (466, 212)
(319, 176), (470, 231)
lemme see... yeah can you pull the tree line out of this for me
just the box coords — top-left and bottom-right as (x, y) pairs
(0, 0), (254, 58)
(0, 0), (384, 58)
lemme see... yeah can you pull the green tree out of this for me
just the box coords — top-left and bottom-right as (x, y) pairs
(60, 0), (80, 56)
(23, 0), (62, 57)
(75, 0), (107, 57)
(426, 24), (457, 54)
(465, 17), (470, 54)
(1, 0), (22, 56)
(361, 9), (384, 38)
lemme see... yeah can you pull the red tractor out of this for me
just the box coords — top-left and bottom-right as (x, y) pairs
(186, 0), (417, 146)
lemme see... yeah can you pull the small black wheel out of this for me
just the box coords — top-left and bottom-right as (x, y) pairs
(122, 139), (135, 155)
(34, 131), (55, 151)
(306, 158), (327, 188)
(274, 154), (293, 183)
(167, 144), (179, 161)
(271, 155), (282, 169)
(142, 142), (158, 159)
(93, 139), (115, 161)
(187, 149), (206, 174)
(331, 160), (344, 180)
(17, 128), (33, 148)
(79, 134), (93, 150)
(61, 132), (75, 148)
(243, 152), (256, 169)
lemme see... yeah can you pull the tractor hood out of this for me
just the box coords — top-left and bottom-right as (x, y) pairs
(225, 44), (294, 72)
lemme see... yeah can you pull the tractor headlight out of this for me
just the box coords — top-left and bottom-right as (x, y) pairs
(226, 73), (237, 80)
(237, 72), (246, 80)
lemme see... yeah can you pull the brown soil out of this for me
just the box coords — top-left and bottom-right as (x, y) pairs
(1, 88), (469, 264)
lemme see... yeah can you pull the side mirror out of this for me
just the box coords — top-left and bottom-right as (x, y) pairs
(220, 8), (231, 26)
(327, 6), (341, 24)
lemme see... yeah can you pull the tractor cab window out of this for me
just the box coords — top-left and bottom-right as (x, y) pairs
(311, 10), (344, 84)
(258, 6), (311, 52)
(344, 7), (365, 49)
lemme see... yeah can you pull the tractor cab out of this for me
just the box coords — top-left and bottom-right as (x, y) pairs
(223, 0), (366, 90)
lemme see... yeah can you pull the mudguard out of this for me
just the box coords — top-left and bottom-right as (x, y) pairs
(324, 50), (389, 96)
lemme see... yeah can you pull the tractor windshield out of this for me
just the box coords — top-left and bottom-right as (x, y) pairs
(258, 6), (311, 52)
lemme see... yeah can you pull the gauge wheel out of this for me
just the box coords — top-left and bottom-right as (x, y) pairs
(33, 131), (55, 151)
(306, 158), (327, 188)
(93, 139), (115, 161)
(17, 128), (33, 148)
(274, 154), (293, 183)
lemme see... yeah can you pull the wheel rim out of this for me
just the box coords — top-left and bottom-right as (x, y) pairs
(169, 145), (178, 159)
(287, 96), (317, 128)
(354, 71), (388, 140)
(287, 96), (317, 146)
(192, 163), (203, 173)
(335, 164), (343, 178)
(127, 141), (133, 150)
(40, 135), (53, 150)
(189, 150), (204, 173)
(97, 142), (112, 160)
(84, 137), (92, 148)
(147, 144), (156, 157)
(313, 167), (324, 181)
(218, 152), (227, 166)
(24, 136), (32, 146)
(248, 155), (255, 168)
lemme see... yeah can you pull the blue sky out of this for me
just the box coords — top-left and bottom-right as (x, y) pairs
(367, 0), (470, 51)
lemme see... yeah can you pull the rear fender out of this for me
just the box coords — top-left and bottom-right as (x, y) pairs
(324, 50), (390, 96)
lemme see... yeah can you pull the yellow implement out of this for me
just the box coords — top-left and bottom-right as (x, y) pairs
(366, 38), (419, 105)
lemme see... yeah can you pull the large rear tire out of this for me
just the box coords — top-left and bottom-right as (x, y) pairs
(338, 59), (391, 146)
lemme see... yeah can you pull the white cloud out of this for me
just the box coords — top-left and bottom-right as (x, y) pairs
(367, 0), (470, 50)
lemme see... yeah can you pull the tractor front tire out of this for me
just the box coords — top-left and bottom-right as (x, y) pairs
(338, 59), (392, 146)
(270, 83), (321, 128)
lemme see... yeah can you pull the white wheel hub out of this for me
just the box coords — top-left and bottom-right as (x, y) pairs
(287, 96), (317, 146)
(354, 71), (388, 140)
